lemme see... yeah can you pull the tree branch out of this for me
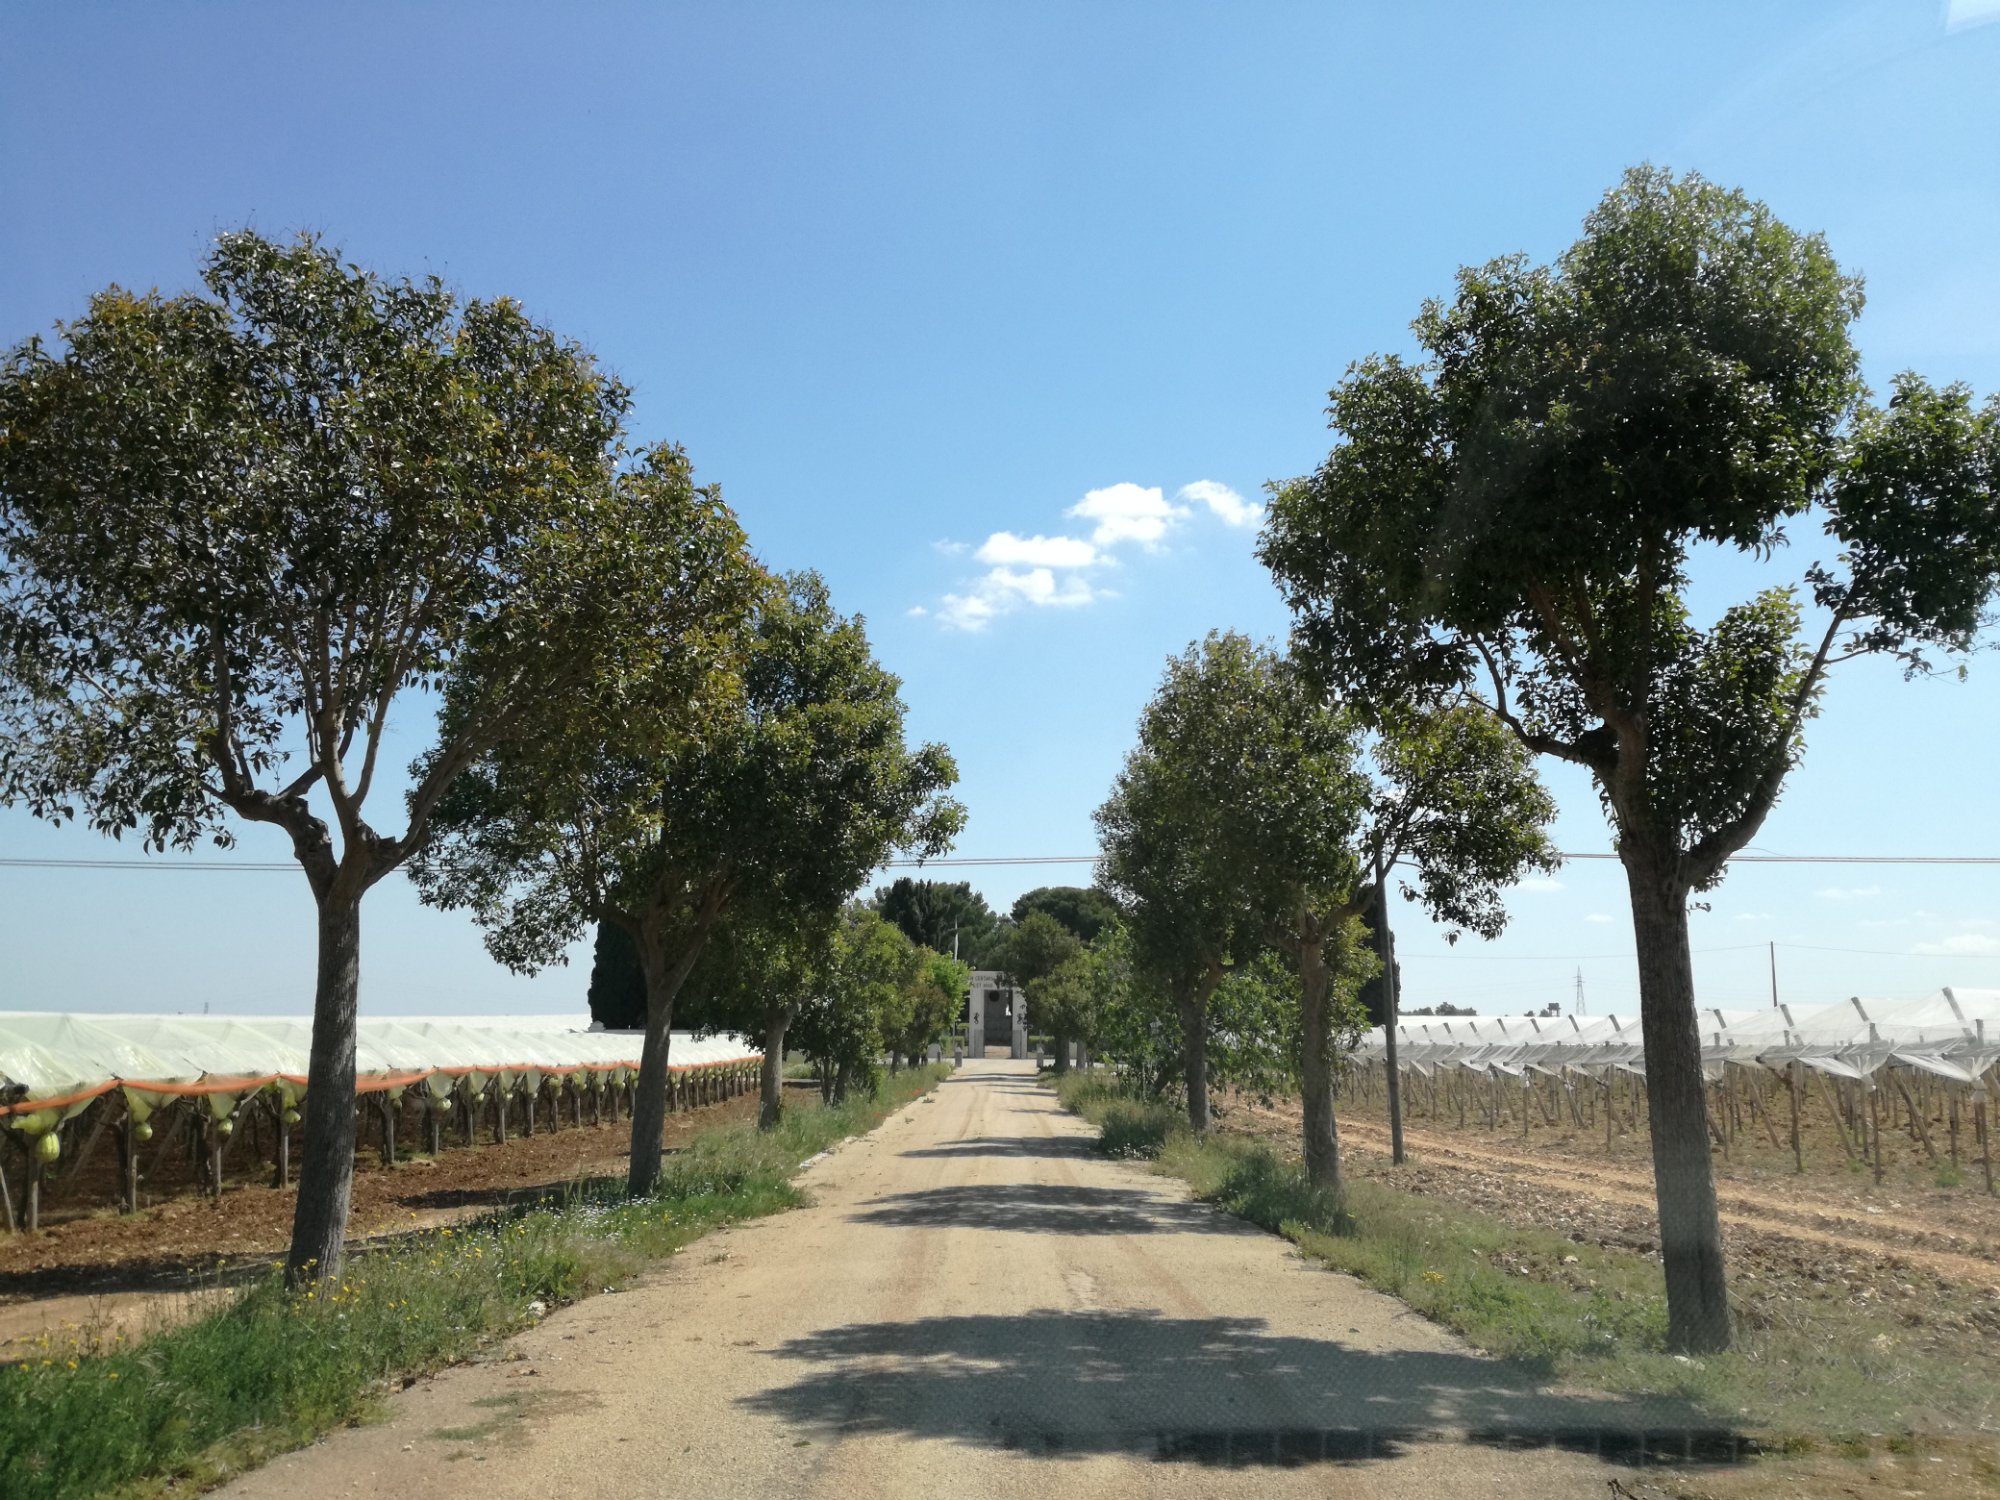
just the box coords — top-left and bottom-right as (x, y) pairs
(1682, 605), (1852, 885)
(1468, 637), (1593, 766)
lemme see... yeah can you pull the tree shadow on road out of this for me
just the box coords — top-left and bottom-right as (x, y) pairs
(849, 1183), (1255, 1236)
(898, 1134), (1098, 1163)
(739, 1310), (1746, 1470)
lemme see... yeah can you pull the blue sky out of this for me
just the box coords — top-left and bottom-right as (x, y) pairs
(2, 1), (1997, 1019)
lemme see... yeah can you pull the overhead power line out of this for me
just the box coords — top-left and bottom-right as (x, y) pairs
(3, 851), (1998, 874)
(0, 857), (300, 871)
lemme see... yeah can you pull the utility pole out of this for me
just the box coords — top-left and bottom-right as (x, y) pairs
(1575, 967), (1585, 1017)
(1374, 850), (1405, 1165)
(1769, 941), (1778, 1009)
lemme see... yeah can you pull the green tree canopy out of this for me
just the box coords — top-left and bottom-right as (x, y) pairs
(415, 570), (962, 1185)
(1009, 886), (1120, 944)
(1098, 633), (1551, 1163)
(869, 877), (1004, 965)
(1094, 634), (1301, 1129)
(998, 910), (1082, 988)
(1260, 166), (2000, 1351)
(1001, 908), (1085, 1068)
(678, 909), (837, 1128)
(885, 948), (971, 1070)
(0, 231), (707, 1282)
(793, 907), (919, 1103)
(1080, 920), (1183, 1098)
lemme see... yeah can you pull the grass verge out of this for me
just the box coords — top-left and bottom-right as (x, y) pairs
(1, 1065), (948, 1500)
(1053, 1072), (2000, 1464)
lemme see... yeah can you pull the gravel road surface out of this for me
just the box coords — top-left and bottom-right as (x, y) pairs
(217, 1061), (1722, 1499)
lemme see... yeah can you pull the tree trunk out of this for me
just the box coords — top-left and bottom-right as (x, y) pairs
(624, 933), (708, 1196)
(759, 1006), (790, 1131)
(1625, 847), (1733, 1354)
(1052, 1029), (1071, 1076)
(285, 890), (363, 1286)
(1179, 992), (1211, 1132)
(1371, 863), (1406, 1165)
(1298, 929), (1342, 1191)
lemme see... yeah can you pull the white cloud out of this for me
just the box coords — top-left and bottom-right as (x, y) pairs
(975, 531), (1098, 569)
(1067, 483), (1185, 548)
(1914, 933), (2000, 956)
(1584, 913), (1613, 925)
(1513, 877), (1564, 894)
(1815, 885), (1884, 901)
(922, 476), (1264, 632)
(1176, 479), (1262, 529)
(936, 566), (1097, 632)
(1947, 0), (2000, 34)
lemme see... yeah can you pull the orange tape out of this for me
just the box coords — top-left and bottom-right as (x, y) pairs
(2, 1055), (761, 1117)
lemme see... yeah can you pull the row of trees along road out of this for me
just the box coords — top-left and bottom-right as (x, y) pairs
(1094, 633), (1558, 1184)
(1262, 167), (2000, 1353)
(0, 233), (963, 1281)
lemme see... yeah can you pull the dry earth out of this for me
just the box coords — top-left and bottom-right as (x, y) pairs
(0, 1086), (767, 1353)
(1224, 1095), (2000, 1392)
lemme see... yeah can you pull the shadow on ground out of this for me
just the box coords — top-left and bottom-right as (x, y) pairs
(899, 1134), (1098, 1163)
(850, 1183), (1253, 1237)
(740, 1311), (1744, 1469)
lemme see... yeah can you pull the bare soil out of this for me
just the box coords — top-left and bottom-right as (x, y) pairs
(0, 1085), (778, 1353)
(1220, 1088), (2000, 1369)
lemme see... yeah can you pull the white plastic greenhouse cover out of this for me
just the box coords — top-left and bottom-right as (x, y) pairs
(0, 1012), (758, 1119)
(1355, 987), (2000, 1086)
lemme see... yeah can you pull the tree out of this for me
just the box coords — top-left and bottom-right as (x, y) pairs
(1095, 639), (1281, 1131)
(586, 921), (647, 1030)
(1260, 166), (2000, 1351)
(0, 232), (677, 1283)
(679, 910), (834, 1129)
(1303, 703), (1555, 1188)
(999, 910), (1083, 1067)
(888, 948), (970, 1071)
(1072, 919), (1183, 1098)
(870, 878), (1004, 965)
(794, 907), (917, 1103)
(1024, 952), (1097, 1065)
(415, 571), (961, 1186)
(1100, 635), (1552, 1180)
(1010, 886), (1120, 944)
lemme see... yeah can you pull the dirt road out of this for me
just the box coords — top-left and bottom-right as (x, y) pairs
(217, 1063), (1724, 1500)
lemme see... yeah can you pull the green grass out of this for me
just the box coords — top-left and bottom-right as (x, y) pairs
(0, 1065), (948, 1500)
(1053, 1072), (2000, 1452)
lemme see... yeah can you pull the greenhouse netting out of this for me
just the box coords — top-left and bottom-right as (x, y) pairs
(1354, 987), (2000, 1085)
(0, 1012), (757, 1121)
(0, 1012), (765, 1229)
